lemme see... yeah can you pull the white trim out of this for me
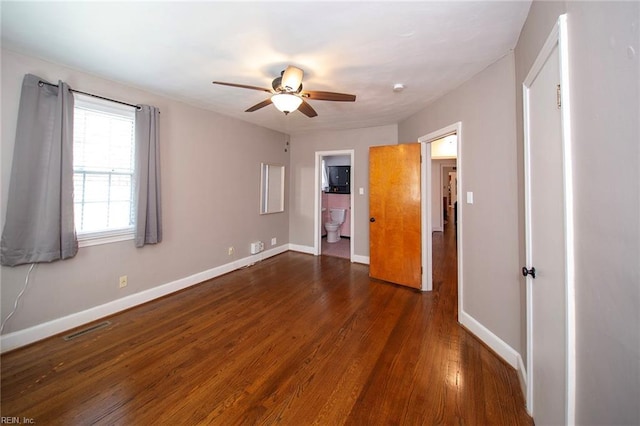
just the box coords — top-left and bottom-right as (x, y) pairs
(418, 141), (433, 291)
(522, 14), (575, 423)
(418, 122), (462, 298)
(352, 254), (370, 265)
(459, 310), (520, 369)
(437, 162), (447, 232)
(77, 228), (134, 247)
(288, 244), (315, 255)
(314, 150), (355, 261)
(558, 15), (576, 426)
(74, 92), (136, 118)
(287, 243), (368, 264)
(518, 352), (528, 402)
(0, 245), (288, 353)
(523, 48), (535, 417)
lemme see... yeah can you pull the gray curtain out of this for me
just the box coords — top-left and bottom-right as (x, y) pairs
(1, 74), (78, 266)
(134, 105), (162, 247)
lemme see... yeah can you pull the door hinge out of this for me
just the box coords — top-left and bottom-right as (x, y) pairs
(557, 84), (562, 109)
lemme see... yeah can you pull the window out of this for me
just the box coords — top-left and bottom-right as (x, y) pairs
(73, 94), (136, 246)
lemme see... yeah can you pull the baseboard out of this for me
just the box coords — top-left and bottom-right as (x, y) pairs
(289, 242), (369, 266)
(460, 311), (528, 402)
(517, 352), (527, 401)
(0, 245), (289, 354)
(352, 255), (370, 265)
(288, 243), (315, 255)
(459, 310), (521, 370)
(433, 226), (444, 232)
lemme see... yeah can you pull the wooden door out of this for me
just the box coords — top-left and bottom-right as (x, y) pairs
(523, 27), (569, 423)
(369, 143), (421, 289)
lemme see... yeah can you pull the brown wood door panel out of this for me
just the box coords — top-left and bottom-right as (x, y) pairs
(369, 143), (421, 289)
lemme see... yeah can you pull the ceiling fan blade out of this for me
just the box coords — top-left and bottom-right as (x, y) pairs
(298, 99), (318, 118)
(281, 66), (304, 92)
(212, 81), (272, 93)
(302, 90), (356, 102)
(245, 98), (273, 112)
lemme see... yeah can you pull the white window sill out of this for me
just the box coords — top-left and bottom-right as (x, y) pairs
(78, 228), (134, 248)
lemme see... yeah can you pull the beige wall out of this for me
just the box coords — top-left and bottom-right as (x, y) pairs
(565, 2), (639, 423)
(1, 49), (289, 334)
(399, 53), (521, 354)
(288, 125), (397, 257)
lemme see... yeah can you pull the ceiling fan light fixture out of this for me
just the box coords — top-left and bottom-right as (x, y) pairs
(271, 93), (303, 114)
(212, 66), (355, 118)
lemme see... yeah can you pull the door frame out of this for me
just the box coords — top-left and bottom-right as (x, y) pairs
(418, 121), (462, 295)
(313, 150), (355, 261)
(448, 170), (457, 208)
(433, 163), (445, 233)
(522, 14), (575, 423)
(435, 163), (457, 232)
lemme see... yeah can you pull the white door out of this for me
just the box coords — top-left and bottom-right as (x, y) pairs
(523, 15), (573, 424)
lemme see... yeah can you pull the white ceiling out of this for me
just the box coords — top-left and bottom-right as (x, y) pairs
(1, 1), (531, 135)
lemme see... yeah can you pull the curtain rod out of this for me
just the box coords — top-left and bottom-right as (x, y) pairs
(38, 80), (141, 110)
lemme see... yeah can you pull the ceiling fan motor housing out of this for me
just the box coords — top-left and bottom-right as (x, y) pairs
(272, 75), (302, 94)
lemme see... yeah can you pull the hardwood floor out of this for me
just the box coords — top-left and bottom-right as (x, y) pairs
(1, 221), (532, 425)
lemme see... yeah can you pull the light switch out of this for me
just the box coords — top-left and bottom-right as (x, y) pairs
(466, 191), (474, 204)
(359, 187), (364, 195)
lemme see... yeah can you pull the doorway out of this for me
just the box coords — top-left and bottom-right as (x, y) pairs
(418, 122), (462, 304)
(522, 14), (575, 423)
(314, 150), (355, 261)
(448, 171), (457, 209)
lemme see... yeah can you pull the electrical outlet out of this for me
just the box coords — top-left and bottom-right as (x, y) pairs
(228, 246), (234, 256)
(271, 237), (277, 246)
(119, 275), (128, 288)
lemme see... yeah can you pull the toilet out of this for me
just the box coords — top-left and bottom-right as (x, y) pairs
(325, 208), (346, 243)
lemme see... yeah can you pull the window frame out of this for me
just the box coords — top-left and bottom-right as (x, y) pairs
(73, 94), (137, 247)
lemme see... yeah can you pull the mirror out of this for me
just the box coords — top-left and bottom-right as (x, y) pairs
(260, 163), (285, 214)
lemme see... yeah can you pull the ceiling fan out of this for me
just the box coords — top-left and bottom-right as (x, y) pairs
(212, 65), (356, 117)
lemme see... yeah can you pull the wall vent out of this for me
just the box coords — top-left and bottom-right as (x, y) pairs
(250, 241), (265, 254)
(63, 321), (111, 341)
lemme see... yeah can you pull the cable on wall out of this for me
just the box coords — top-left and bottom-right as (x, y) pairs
(0, 263), (36, 333)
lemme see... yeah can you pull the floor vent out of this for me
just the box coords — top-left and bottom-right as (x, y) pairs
(63, 321), (111, 341)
